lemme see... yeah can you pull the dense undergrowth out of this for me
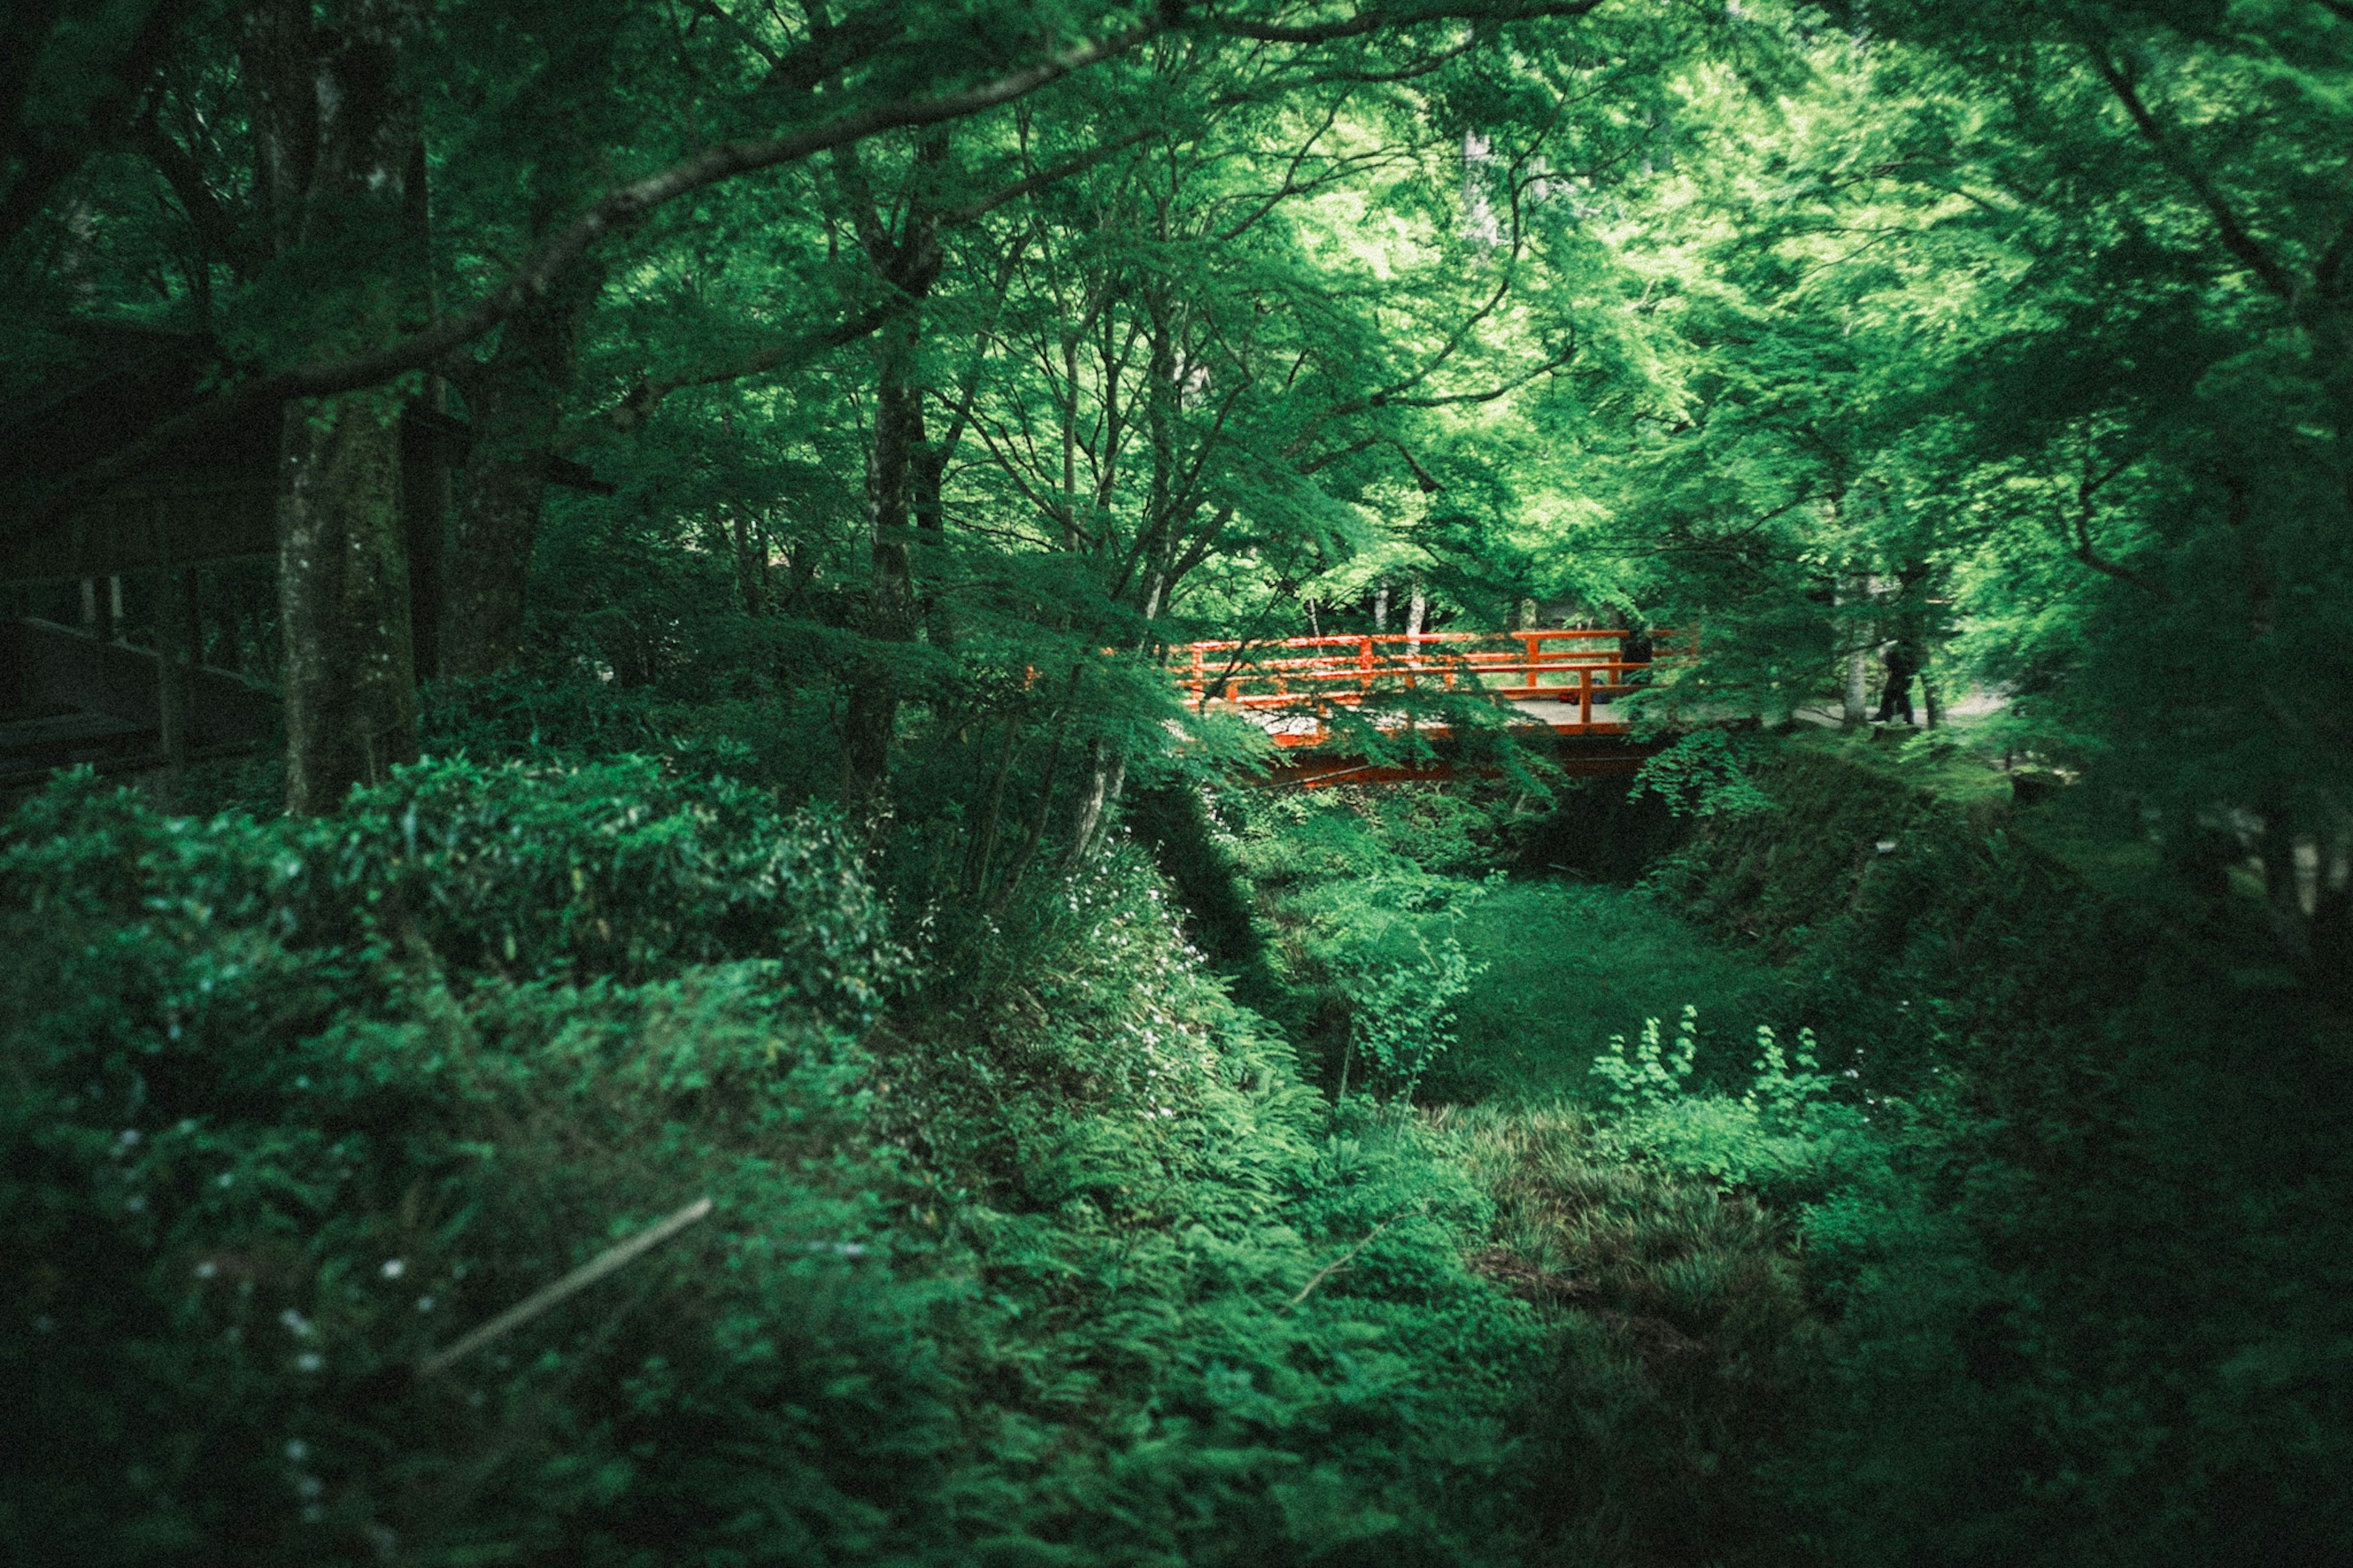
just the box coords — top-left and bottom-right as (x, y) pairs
(1, 759), (1552, 1566)
(11, 723), (2350, 1566)
(1646, 735), (2353, 1567)
(1221, 744), (2353, 1568)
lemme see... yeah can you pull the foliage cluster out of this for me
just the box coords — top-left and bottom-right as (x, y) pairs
(1220, 785), (1512, 1099)
(2, 760), (1569, 1566)
(1621, 735), (2353, 1567)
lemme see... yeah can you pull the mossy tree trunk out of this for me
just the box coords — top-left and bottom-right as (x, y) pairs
(277, 395), (417, 810)
(834, 132), (945, 813)
(246, 0), (426, 813)
(438, 264), (602, 679)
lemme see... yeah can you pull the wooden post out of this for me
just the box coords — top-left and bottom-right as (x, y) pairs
(1578, 666), (1593, 729)
(1359, 634), (1373, 697)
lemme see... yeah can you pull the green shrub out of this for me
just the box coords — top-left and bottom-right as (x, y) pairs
(1, 762), (943, 1566)
(2, 765), (1559, 1567)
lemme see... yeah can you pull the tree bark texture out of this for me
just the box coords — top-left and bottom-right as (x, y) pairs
(439, 266), (602, 678)
(246, 0), (426, 812)
(1838, 574), (1870, 730)
(841, 322), (924, 808)
(278, 392), (418, 811)
(834, 132), (946, 810)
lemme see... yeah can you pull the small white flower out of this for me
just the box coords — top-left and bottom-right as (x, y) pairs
(295, 1352), (323, 1372)
(285, 1439), (309, 1462)
(379, 1259), (405, 1279)
(415, 1296), (434, 1313)
(279, 1308), (313, 1338)
(194, 1260), (218, 1279)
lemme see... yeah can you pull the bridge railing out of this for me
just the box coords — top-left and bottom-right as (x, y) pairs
(1172, 629), (1673, 731)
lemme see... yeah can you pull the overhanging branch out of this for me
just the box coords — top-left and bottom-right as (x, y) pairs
(25, 16), (1171, 529)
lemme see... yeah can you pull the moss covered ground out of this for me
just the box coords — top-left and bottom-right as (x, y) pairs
(1430, 881), (1788, 1106)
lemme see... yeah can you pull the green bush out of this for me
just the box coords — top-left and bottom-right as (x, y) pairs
(2, 763), (1558, 1567)
(1645, 737), (2353, 1567)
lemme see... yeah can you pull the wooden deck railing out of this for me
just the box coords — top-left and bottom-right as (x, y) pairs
(1171, 628), (1670, 735)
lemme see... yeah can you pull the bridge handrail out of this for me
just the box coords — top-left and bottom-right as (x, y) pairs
(1170, 628), (1688, 706)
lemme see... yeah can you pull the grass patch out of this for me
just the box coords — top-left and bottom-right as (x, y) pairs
(1423, 880), (1790, 1107)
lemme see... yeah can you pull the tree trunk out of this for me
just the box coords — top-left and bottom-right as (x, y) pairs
(1406, 575), (1427, 638)
(400, 387), (447, 682)
(1061, 739), (1125, 871)
(278, 392), (419, 811)
(833, 129), (946, 811)
(439, 266), (600, 678)
(248, 0), (426, 813)
(1837, 574), (1870, 730)
(1373, 581), (1389, 631)
(154, 559), (195, 797)
(730, 509), (767, 616)
(841, 324), (924, 809)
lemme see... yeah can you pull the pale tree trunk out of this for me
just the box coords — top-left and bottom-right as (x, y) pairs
(1061, 740), (1125, 870)
(246, 0), (427, 813)
(1062, 300), (1176, 869)
(1373, 581), (1389, 631)
(1406, 575), (1427, 638)
(1837, 574), (1870, 730)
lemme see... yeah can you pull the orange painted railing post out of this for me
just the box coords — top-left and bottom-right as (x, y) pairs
(1159, 628), (1691, 735)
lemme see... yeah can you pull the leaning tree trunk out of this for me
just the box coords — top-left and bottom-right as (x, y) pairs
(246, 0), (427, 813)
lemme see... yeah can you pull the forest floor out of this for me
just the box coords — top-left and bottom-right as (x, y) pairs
(1419, 879), (1787, 1107)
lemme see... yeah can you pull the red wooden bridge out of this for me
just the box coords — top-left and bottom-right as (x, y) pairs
(1169, 628), (1673, 785)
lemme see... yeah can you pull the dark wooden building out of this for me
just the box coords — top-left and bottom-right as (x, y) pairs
(1, 320), (605, 789)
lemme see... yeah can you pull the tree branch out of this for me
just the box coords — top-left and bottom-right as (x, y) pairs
(0, 0), (191, 251)
(1209, 0), (1602, 45)
(23, 15), (1172, 532)
(556, 306), (890, 452)
(938, 126), (1163, 224)
(133, 108), (261, 280)
(2087, 45), (2300, 303)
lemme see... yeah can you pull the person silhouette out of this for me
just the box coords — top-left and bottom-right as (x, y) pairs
(1875, 635), (1918, 724)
